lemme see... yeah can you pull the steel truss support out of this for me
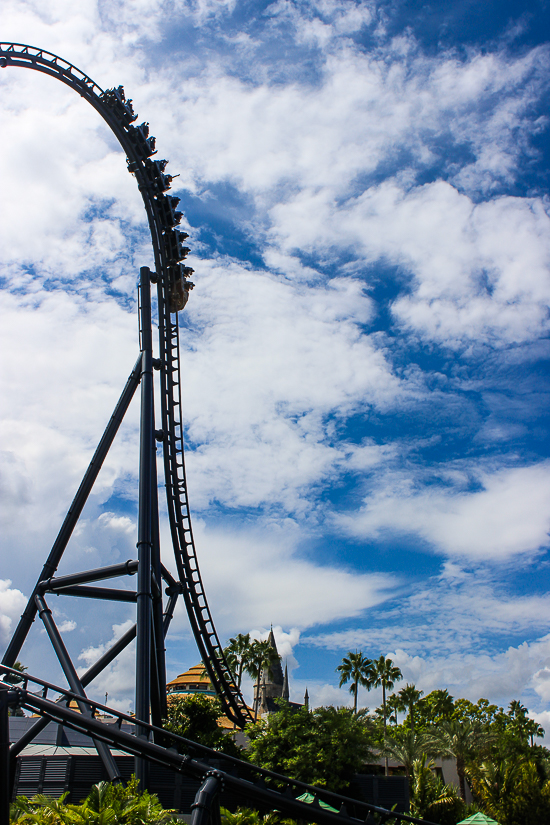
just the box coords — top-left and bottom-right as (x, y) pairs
(1, 44), (254, 793)
(2, 268), (166, 788)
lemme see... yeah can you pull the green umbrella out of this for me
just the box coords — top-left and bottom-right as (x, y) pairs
(457, 814), (499, 825)
(296, 792), (339, 813)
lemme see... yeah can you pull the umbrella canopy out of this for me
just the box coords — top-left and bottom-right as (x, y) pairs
(457, 814), (499, 825)
(296, 792), (339, 813)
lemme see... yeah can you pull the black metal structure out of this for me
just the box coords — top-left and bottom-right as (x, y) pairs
(0, 667), (436, 825)
(0, 40), (254, 786)
(0, 44), (439, 825)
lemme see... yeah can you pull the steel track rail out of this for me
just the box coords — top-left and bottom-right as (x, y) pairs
(0, 42), (252, 726)
(0, 667), (434, 825)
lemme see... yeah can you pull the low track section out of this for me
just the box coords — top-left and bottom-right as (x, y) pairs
(0, 42), (252, 727)
(0, 667), (435, 825)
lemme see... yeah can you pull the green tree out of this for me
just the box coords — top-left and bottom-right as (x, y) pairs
(246, 701), (375, 793)
(414, 689), (454, 730)
(398, 684), (423, 733)
(426, 718), (495, 801)
(369, 656), (402, 775)
(221, 807), (295, 825)
(452, 697), (502, 727)
(336, 651), (373, 714)
(163, 693), (242, 757)
(506, 701), (545, 748)
(3, 661), (27, 684)
(385, 693), (403, 727)
(224, 633), (252, 689)
(382, 729), (433, 779)
(410, 754), (466, 825)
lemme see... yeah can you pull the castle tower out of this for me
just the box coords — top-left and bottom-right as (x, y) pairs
(255, 627), (284, 715)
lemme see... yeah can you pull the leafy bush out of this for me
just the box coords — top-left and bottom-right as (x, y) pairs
(10, 776), (176, 825)
(163, 693), (244, 757)
(246, 700), (375, 792)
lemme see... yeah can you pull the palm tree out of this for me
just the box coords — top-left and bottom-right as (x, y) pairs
(425, 718), (495, 800)
(369, 655), (403, 775)
(386, 693), (403, 727)
(3, 660), (27, 684)
(336, 651), (374, 714)
(410, 754), (462, 821)
(383, 729), (433, 778)
(224, 633), (252, 689)
(467, 756), (527, 821)
(398, 683), (424, 732)
(428, 688), (454, 722)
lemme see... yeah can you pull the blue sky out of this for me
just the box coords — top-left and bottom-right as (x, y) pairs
(2, 0), (550, 732)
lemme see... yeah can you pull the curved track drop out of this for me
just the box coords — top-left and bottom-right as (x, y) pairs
(0, 43), (253, 734)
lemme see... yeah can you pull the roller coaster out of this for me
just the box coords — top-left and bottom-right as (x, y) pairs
(0, 44), (434, 825)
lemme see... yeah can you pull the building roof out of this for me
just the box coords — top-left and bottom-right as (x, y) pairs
(166, 663), (254, 730)
(167, 664), (216, 696)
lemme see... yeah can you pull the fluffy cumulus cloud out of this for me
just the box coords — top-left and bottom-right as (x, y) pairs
(338, 462), (550, 561)
(175, 521), (396, 631)
(77, 619), (136, 711)
(0, 581), (28, 644)
(1, 0), (550, 718)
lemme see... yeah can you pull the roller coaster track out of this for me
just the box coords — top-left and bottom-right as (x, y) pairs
(0, 667), (436, 825)
(0, 43), (253, 728)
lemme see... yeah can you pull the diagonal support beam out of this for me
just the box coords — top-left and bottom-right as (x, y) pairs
(9, 622), (137, 760)
(35, 594), (120, 782)
(2, 355), (142, 669)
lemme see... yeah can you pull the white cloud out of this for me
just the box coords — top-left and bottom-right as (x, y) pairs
(77, 619), (136, 707)
(179, 262), (400, 511)
(57, 619), (77, 632)
(160, 519), (397, 634)
(0, 580), (28, 644)
(337, 463), (550, 561)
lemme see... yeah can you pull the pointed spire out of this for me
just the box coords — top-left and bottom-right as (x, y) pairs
(304, 687), (309, 709)
(264, 625), (284, 690)
(282, 664), (289, 701)
(267, 626), (277, 651)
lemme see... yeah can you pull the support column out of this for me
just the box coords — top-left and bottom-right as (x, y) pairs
(0, 686), (11, 825)
(135, 266), (155, 789)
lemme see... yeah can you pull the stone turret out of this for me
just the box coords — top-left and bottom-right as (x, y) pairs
(282, 664), (289, 701)
(255, 627), (284, 715)
(253, 627), (305, 716)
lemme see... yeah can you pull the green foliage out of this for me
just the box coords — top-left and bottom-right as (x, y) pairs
(468, 757), (550, 825)
(220, 807), (296, 825)
(397, 684), (423, 733)
(413, 690), (454, 731)
(369, 656), (402, 736)
(9, 777), (175, 825)
(425, 718), (496, 800)
(410, 755), (465, 825)
(382, 729), (434, 778)
(246, 700), (375, 793)
(3, 661), (27, 684)
(163, 693), (243, 757)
